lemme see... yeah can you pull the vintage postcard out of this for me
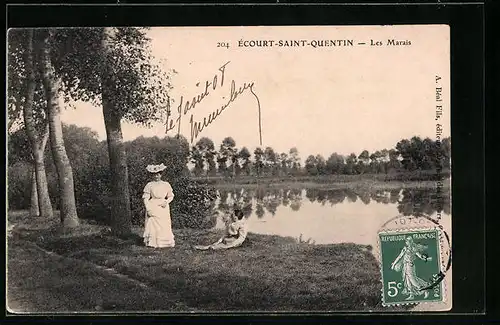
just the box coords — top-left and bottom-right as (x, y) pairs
(6, 25), (451, 313)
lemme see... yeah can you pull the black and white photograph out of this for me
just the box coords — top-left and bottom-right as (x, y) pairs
(6, 25), (452, 313)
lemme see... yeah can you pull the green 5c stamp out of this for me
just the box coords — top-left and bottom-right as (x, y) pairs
(379, 228), (443, 306)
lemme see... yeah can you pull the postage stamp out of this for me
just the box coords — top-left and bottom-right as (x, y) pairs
(7, 23), (451, 313)
(379, 228), (444, 306)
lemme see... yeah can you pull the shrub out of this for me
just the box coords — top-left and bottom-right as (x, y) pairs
(74, 163), (112, 225)
(169, 177), (218, 229)
(7, 162), (32, 210)
(7, 128), (219, 230)
(71, 134), (219, 229)
(128, 167), (218, 229)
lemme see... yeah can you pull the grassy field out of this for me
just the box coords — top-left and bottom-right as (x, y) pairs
(7, 210), (410, 313)
(194, 173), (451, 190)
(204, 180), (448, 190)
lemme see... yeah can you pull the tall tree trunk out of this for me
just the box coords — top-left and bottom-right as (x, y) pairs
(38, 29), (79, 228)
(33, 124), (52, 216)
(22, 29), (53, 219)
(101, 27), (132, 236)
(30, 170), (39, 217)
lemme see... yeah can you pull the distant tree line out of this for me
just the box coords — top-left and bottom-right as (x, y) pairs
(8, 123), (450, 227)
(189, 136), (451, 178)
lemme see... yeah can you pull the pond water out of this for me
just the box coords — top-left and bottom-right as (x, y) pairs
(214, 187), (451, 248)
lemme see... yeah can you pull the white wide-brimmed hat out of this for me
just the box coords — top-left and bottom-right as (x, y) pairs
(146, 163), (167, 173)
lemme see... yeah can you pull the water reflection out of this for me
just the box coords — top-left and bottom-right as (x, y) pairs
(215, 187), (450, 217)
(213, 187), (451, 246)
(397, 188), (451, 216)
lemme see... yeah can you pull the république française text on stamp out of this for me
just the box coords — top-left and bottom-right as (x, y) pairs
(378, 227), (444, 306)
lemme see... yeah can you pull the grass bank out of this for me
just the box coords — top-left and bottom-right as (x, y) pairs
(7, 240), (190, 313)
(204, 180), (449, 190)
(194, 174), (451, 190)
(7, 211), (409, 312)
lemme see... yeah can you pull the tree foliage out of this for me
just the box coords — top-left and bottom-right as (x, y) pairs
(7, 30), (49, 136)
(186, 136), (451, 177)
(50, 27), (173, 126)
(47, 27), (176, 234)
(195, 137), (216, 176)
(239, 147), (252, 176)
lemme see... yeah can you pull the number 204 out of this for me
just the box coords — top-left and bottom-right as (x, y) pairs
(217, 42), (229, 48)
(387, 281), (402, 297)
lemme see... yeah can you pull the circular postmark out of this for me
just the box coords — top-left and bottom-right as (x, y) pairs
(376, 215), (452, 307)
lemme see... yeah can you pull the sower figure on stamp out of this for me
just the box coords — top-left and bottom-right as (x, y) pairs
(142, 164), (176, 248)
(391, 236), (432, 300)
(194, 209), (248, 250)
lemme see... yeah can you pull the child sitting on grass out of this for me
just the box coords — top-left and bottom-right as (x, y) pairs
(194, 209), (248, 250)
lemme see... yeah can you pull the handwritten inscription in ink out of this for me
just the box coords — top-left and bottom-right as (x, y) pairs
(165, 61), (262, 145)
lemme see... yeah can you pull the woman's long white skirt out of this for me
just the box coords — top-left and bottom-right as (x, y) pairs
(143, 202), (175, 248)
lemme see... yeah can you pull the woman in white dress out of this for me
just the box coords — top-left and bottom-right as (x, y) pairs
(142, 164), (175, 248)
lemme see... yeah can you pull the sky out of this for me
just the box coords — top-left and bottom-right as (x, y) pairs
(60, 25), (450, 161)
